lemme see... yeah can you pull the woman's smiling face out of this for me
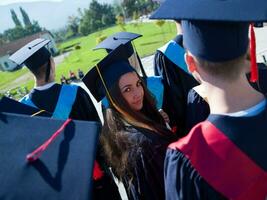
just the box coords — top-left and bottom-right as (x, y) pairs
(119, 72), (144, 111)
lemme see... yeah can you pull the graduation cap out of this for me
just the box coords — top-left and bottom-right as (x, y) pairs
(0, 112), (100, 200)
(150, 0), (267, 82)
(93, 32), (147, 77)
(0, 96), (51, 117)
(9, 38), (51, 70)
(83, 44), (136, 102)
(94, 32), (142, 56)
(9, 38), (52, 82)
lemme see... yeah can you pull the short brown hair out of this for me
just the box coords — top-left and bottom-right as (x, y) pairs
(195, 53), (247, 81)
(29, 60), (49, 79)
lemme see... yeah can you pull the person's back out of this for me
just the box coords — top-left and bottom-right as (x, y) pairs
(154, 22), (198, 136)
(151, 0), (267, 199)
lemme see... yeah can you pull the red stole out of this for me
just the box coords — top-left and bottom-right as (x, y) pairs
(169, 121), (267, 199)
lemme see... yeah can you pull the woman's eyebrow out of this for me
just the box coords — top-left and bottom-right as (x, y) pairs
(121, 84), (132, 90)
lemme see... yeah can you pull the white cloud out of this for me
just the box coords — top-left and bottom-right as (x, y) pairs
(0, 0), (63, 6)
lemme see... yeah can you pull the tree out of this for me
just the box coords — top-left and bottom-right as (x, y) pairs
(116, 13), (126, 31)
(20, 7), (32, 27)
(67, 15), (80, 37)
(121, 0), (136, 18)
(10, 9), (22, 27)
(79, 0), (116, 36)
(0, 33), (6, 45)
(4, 26), (26, 41)
(3, 7), (42, 41)
(25, 20), (42, 34)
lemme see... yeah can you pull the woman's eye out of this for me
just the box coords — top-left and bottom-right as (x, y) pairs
(124, 88), (131, 93)
(137, 81), (142, 87)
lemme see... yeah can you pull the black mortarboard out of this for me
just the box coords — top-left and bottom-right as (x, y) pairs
(0, 112), (100, 200)
(150, 0), (267, 22)
(0, 96), (51, 117)
(83, 44), (136, 102)
(94, 32), (142, 57)
(94, 32), (147, 78)
(150, 0), (267, 81)
(9, 38), (51, 71)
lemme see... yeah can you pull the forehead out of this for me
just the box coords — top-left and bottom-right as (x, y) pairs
(119, 72), (139, 87)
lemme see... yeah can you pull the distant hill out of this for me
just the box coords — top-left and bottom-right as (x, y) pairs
(0, 0), (111, 33)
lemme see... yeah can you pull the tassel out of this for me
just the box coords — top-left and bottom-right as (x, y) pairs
(93, 161), (104, 180)
(249, 24), (258, 82)
(26, 119), (72, 162)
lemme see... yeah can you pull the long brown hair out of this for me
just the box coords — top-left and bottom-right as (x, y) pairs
(100, 73), (174, 180)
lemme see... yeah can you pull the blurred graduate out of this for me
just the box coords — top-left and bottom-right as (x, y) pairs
(154, 20), (198, 136)
(151, 0), (267, 199)
(9, 38), (99, 121)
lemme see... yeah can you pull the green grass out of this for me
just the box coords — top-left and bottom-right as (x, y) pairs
(0, 21), (176, 94)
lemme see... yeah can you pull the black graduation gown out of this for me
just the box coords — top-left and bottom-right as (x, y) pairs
(121, 126), (176, 200)
(184, 63), (267, 133)
(185, 88), (210, 133)
(165, 105), (267, 199)
(28, 83), (99, 121)
(26, 83), (122, 200)
(154, 35), (198, 137)
(248, 63), (267, 95)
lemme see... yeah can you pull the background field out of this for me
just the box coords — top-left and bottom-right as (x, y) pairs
(0, 21), (176, 96)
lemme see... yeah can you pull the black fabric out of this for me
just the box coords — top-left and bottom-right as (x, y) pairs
(208, 104), (267, 171)
(248, 63), (267, 95)
(164, 149), (226, 200)
(154, 36), (198, 137)
(28, 83), (99, 121)
(121, 126), (175, 200)
(164, 103), (267, 199)
(0, 96), (51, 117)
(185, 88), (210, 133)
(0, 112), (100, 200)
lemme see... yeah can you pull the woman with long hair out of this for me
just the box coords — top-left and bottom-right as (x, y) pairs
(83, 49), (177, 200)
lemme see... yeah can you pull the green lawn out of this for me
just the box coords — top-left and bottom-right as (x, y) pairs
(0, 21), (176, 95)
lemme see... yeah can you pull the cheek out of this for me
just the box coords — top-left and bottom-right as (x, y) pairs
(122, 92), (133, 105)
(139, 87), (144, 100)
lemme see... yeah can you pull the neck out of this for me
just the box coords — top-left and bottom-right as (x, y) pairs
(175, 22), (182, 35)
(202, 74), (264, 114)
(35, 77), (54, 87)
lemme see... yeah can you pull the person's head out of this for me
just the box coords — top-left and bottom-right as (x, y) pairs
(118, 71), (144, 111)
(9, 38), (53, 83)
(83, 45), (167, 130)
(30, 57), (55, 82)
(182, 21), (250, 83)
(150, 0), (267, 83)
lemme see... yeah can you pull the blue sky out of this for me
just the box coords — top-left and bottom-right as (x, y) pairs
(0, 0), (62, 6)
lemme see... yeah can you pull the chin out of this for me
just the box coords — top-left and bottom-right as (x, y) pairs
(132, 103), (143, 112)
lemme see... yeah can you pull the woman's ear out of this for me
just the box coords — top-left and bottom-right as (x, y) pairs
(185, 53), (197, 73)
